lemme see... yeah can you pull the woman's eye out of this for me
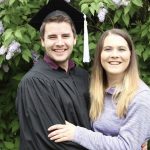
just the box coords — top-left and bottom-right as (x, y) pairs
(119, 48), (126, 51)
(104, 48), (111, 51)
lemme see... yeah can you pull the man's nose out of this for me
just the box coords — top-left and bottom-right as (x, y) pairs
(56, 37), (64, 45)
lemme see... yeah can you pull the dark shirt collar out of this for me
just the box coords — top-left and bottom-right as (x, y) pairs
(43, 54), (75, 70)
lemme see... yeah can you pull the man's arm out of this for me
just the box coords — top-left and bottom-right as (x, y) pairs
(16, 76), (87, 150)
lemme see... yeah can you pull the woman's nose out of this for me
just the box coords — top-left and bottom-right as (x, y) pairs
(111, 49), (119, 58)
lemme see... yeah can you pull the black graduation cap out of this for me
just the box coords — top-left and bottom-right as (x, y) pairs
(29, 0), (84, 34)
(29, 0), (90, 62)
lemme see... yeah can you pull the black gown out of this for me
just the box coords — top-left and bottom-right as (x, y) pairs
(16, 59), (91, 150)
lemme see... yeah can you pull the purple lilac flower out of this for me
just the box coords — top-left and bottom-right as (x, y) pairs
(97, 8), (108, 22)
(8, 40), (21, 53)
(64, 0), (70, 2)
(0, 21), (4, 35)
(2, 64), (9, 72)
(0, 46), (7, 55)
(112, 0), (121, 6)
(6, 40), (21, 60)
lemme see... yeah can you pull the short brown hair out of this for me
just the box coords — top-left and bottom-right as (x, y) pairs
(40, 10), (76, 39)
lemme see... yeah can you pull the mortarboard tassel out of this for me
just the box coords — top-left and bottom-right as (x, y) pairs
(83, 14), (90, 63)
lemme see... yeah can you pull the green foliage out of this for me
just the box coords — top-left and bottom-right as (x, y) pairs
(0, 0), (150, 149)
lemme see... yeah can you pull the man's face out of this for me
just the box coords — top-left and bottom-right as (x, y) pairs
(41, 22), (76, 68)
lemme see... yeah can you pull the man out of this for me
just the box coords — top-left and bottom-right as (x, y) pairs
(16, 0), (91, 149)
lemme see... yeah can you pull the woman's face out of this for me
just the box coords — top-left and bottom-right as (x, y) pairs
(101, 34), (131, 80)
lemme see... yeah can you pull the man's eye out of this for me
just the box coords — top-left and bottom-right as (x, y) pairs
(63, 35), (70, 38)
(48, 36), (56, 39)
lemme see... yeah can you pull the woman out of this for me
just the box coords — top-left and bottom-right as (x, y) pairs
(48, 29), (150, 150)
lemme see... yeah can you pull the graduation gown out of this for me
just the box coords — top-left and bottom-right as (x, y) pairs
(16, 59), (91, 150)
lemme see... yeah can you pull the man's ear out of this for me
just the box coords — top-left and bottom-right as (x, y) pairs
(40, 37), (44, 47)
(74, 35), (77, 45)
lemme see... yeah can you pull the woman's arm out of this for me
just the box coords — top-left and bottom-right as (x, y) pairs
(48, 92), (150, 150)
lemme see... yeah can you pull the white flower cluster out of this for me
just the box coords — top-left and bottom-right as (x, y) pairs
(112, 0), (130, 7)
(0, 46), (7, 55)
(0, 0), (5, 4)
(97, 8), (108, 22)
(0, 40), (21, 60)
(112, 0), (121, 5)
(0, 21), (4, 35)
(64, 0), (70, 3)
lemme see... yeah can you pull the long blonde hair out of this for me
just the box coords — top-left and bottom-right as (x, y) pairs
(89, 29), (140, 120)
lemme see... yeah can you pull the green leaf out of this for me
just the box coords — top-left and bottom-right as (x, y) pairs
(19, 0), (28, 4)
(9, 0), (16, 6)
(113, 9), (122, 23)
(124, 5), (130, 15)
(95, 2), (103, 12)
(135, 44), (144, 56)
(33, 43), (41, 51)
(14, 137), (19, 149)
(103, 0), (110, 4)
(22, 49), (31, 62)
(28, 28), (37, 39)
(143, 49), (149, 61)
(141, 24), (147, 30)
(81, 3), (89, 12)
(89, 6), (95, 16)
(94, 0), (99, 3)
(0, 56), (4, 64)
(122, 14), (130, 26)
(89, 42), (96, 49)
(3, 29), (13, 42)
(10, 120), (19, 133)
(141, 27), (149, 37)
(0, 10), (7, 17)
(79, 0), (93, 5)
(22, 35), (31, 43)
(14, 29), (23, 41)
(4, 141), (14, 149)
(3, 15), (11, 24)
(132, 0), (143, 7)
(14, 55), (21, 66)
(12, 72), (25, 81)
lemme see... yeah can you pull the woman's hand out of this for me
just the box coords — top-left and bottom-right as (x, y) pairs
(48, 121), (76, 142)
(141, 142), (148, 150)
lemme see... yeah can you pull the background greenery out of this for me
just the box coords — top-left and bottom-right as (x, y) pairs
(0, 0), (150, 149)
